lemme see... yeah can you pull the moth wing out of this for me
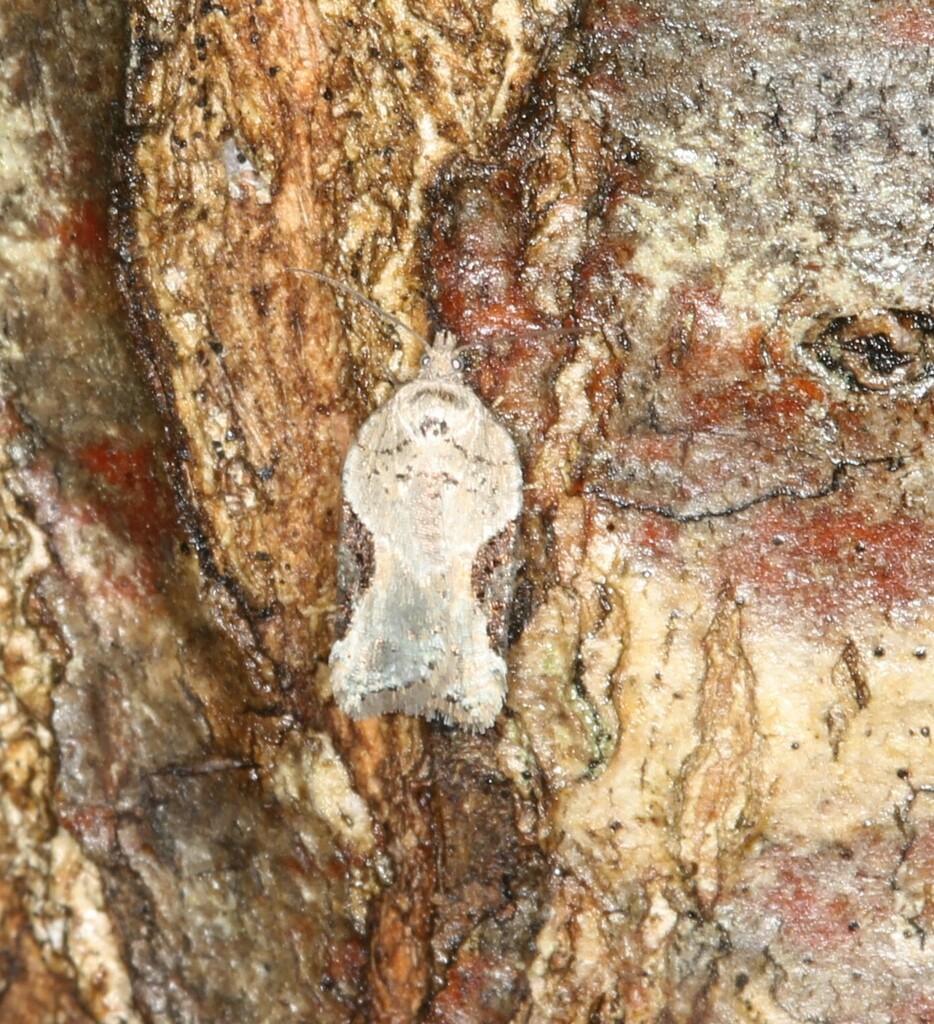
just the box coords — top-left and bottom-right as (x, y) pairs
(340, 391), (413, 535)
(333, 499), (373, 640)
(458, 410), (520, 656)
(331, 376), (523, 732)
(465, 407), (523, 542)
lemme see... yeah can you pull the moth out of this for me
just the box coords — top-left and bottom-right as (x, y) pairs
(329, 331), (523, 730)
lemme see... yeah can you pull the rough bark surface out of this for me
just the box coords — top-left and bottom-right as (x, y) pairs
(3, 1), (934, 1023)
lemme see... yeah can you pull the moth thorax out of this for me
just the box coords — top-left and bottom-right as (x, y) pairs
(400, 384), (474, 440)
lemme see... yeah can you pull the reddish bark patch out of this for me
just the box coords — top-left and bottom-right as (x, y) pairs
(725, 833), (904, 954)
(427, 953), (526, 1024)
(721, 496), (934, 616)
(76, 441), (177, 556)
(56, 803), (119, 861)
(56, 198), (109, 262)
(683, 377), (822, 435)
(892, 996), (934, 1024)
(426, 173), (568, 447)
(878, 4), (934, 44)
(625, 510), (680, 558)
(428, 169), (541, 335)
(767, 864), (869, 955)
(582, 0), (648, 43)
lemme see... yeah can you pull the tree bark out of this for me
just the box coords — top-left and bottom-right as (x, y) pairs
(3, 1), (934, 1022)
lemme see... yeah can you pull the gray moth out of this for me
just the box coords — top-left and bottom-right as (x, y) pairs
(329, 331), (523, 730)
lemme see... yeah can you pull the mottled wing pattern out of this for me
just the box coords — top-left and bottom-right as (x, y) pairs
(329, 352), (522, 730)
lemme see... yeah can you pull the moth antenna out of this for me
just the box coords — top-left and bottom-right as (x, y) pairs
(283, 267), (428, 346)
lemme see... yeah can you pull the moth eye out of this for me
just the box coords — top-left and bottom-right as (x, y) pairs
(451, 356), (463, 372)
(420, 353), (431, 369)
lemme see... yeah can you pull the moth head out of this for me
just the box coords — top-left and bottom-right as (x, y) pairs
(419, 331), (465, 380)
